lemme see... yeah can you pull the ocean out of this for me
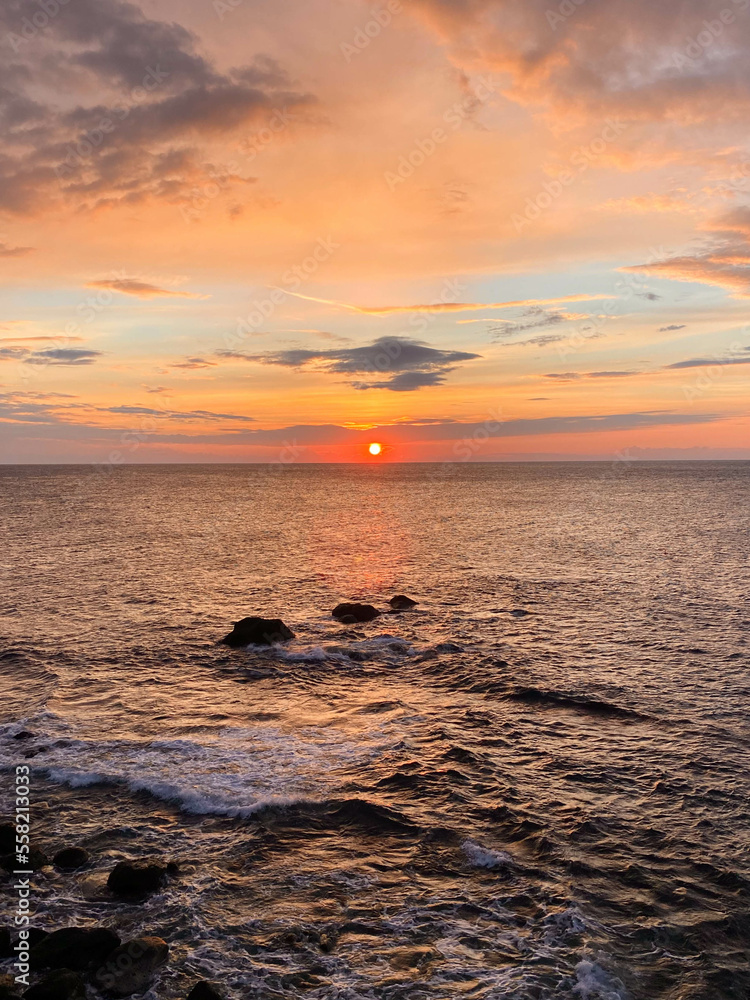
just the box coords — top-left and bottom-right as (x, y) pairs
(1, 462), (748, 999)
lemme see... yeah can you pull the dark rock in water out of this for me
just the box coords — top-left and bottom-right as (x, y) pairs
(30, 927), (120, 971)
(338, 614), (358, 625)
(186, 983), (224, 1000)
(94, 936), (168, 998)
(332, 603), (381, 623)
(23, 971), (85, 1000)
(53, 848), (89, 871)
(0, 974), (20, 1000)
(220, 617), (294, 647)
(0, 928), (11, 958)
(389, 595), (418, 611)
(12, 731), (34, 741)
(1, 845), (48, 872)
(0, 824), (15, 854)
(107, 860), (167, 896)
(28, 930), (49, 950)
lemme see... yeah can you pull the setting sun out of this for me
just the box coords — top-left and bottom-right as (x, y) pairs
(368, 443), (383, 456)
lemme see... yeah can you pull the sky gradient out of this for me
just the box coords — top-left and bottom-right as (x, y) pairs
(1, 0), (749, 462)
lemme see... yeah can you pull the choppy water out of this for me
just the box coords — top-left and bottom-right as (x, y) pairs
(1, 462), (749, 1000)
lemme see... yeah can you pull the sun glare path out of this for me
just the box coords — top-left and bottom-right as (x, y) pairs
(368, 442), (382, 456)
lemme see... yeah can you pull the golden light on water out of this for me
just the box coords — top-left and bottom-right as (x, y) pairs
(368, 442), (383, 456)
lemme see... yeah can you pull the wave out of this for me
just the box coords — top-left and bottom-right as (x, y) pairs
(504, 686), (648, 720)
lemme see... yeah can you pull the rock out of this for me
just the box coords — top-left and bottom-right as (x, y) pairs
(30, 928), (120, 972)
(0, 974), (20, 1000)
(388, 595), (418, 611)
(332, 603), (381, 623)
(0, 927), (11, 958)
(220, 617), (294, 647)
(186, 983), (224, 1000)
(23, 971), (85, 1000)
(52, 848), (89, 872)
(338, 615), (358, 625)
(94, 936), (168, 998)
(107, 860), (167, 897)
(1, 846), (48, 872)
(0, 824), (15, 854)
(12, 731), (34, 741)
(28, 930), (49, 950)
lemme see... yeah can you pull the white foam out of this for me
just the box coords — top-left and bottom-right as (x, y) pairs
(574, 960), (628, 999)
(462, 840), (514, 869)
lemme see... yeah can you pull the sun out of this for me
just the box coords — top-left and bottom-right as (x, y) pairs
(368, 442), (382, 456)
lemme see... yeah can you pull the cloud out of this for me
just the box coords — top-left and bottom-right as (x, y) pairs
(0, 392), (724, 446)
(0, 241), (34, 257)
(490, 306), (586, 339)
(665, 350), (750, 369)
(543, 370), (641, 381)
(411, 0), (750, 126)
(624, 239), (750, 297)
(0, 346), (103, 365)
(218, 336), (481, 391)
(26, 348), (103, 366)
(102, 405), (255, 422)
(170, 357), (217, 369)
(0, 0), (316, 214)
(283, 289), (613, 316)
(659, 324), (687, 331)
(87, 278), (206, 299)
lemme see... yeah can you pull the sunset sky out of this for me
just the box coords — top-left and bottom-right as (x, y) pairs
(1, 0), (749, 462)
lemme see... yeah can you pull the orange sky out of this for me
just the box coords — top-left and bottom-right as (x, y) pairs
(1, 0), (749, 462)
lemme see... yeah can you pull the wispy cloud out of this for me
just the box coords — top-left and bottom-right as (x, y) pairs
(87, 279), (207, 299)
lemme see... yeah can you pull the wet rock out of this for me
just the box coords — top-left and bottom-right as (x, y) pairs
(389, 595), (418, 611)
(1, 846), (48, 872)
(23, 971), (85, 1000)
(53, 848), (89, 872)
(220, 617), (294, 647)
(0, 928), (11, 958)
(0, 824), (15, 854)
(186, 983), (224, 1000)
(30, 927), (120, 971)
(332, 603), (381, 623)
(94, 936), (168, 998)
(28, 930), (49, 950)
(107, 860), (167, 897)
(0, 974), (20, 999)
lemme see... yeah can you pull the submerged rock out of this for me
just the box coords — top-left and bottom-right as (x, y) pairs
(94, 936), (168, 998)
(220, 617), (294, 647)
(53, 848), (89, 872)
(23, 970), (85, 1000)
(30, 928), (120, 971)
(388, 595), (418, 611)
(186, 983), (224, 1000)
(332, 603), (381, 623)
(107, 861), (167, 897)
